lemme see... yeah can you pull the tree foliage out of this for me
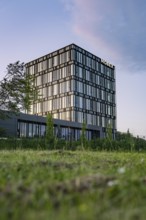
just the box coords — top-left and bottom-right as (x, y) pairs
(45, 113), (55, 149)
(80, 120), (87, 149)
(104, 122), (113, 150)
(0, 61), (39, 118)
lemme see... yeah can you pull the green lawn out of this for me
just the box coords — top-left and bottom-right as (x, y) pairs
(0, 150), (146, 220)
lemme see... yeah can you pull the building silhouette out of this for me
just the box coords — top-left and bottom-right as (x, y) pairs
(0, 44), (116, 139)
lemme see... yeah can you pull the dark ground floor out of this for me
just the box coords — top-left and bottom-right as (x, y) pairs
(0, 112), (114, 140)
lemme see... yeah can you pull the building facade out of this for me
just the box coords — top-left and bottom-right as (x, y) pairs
(25, 44), (116, 138)
(0, 112), (102, 140)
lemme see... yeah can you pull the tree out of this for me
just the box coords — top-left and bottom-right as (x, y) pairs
(0, 61), (39, 118)
(80, 120), (87, 150)
(126, 129), (135, 151)
(116, 130), (135, 151)
(45, 113), (55, 149)
(104, 122), (113, 150)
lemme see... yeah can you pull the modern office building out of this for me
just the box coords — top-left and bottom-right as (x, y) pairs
(25, 43), (116, 139)
(0, 44), (116, 139)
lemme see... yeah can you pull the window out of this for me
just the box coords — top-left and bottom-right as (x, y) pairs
(71, 95), (74, 107)
(77, 96), (80, 108)
(33, 124), (39, 137)
(106, 67), (110, 77)
(92, 59), (95, 70)
(37, 102), (42, 113)
(36, 75), (42, 86)
(60, 111), (70, 120)
(48, 86), (52, 97)
(111, 69), (115, 78)
(53, 84), (58, 96)
(38, 61), (47, 72)
(52, 99), (58, 110)
(61, 96), (71, 108)
(60, 52), (67, 64)
(107, 80), (112, 90)
(87, 114), (92, 124)
(108, 105), (112, 115)
(48, 100), (52, 111)
(96, 61), (99, 71)
(100, 76), (104, 86)
(60, 82), (64, 94)
(40, 125), (46, 136)
(42, 87), (47, 98)
(53, 55), (58, 66)
(28, 123), (33, 137)
(52, 70), (57, 81)
(66, 66), (71, 77)
(62, 67), (66, 78)
(86, 85), (91, 96)
(38, 62), (43, 72)
(71, 80), (75, 92)
(76, 51), (82, 63)
(101, 64), (104, 74)
(62, 97), (66, 108)
(48, 72), (52, 82)
(86, 56), (91, 67)
(86, 70), (90, 81)
(43, 101), (48, 112)
(66, 111), (70, 120)
(66, 51), (70, 62)
(53, 113), (59, 119)
(71, 49), (75, 61)
(102, 117), (105, 127)
(97, 102), (100, 112)
(19, 122), (27, 137)
(79, 67), (82, 78)
(60, 81), (71, 93)
(76, 81), (83, 93)
(71, 64), (74, 75)
(107, 93), (112, 102)
(29, 65), (34, 75)
(77, 112), (83, 123)
(97, 116), (100, 126)
(42, 73), (48, 84)
(67, 96), (71, 107)
(92, 115), (96, 125)
(93, 101), (96, 111)
(86, 99), (90, 110)
(101, 103), (105, 114)
(43, 61), (47, 70)
(96, 75), (99, 85)
(48, 58), (52, 68)
(101, 90), (105, 100)
(33, 104), (37, 114)
(92, 87), (96, 98)
(112, 82), (116, 91)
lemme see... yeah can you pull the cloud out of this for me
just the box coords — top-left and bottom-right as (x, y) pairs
(61, 0), (146, 73)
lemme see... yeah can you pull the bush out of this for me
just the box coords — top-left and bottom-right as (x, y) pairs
(1, 131), (146, 152)
(0, 127), (6, 137)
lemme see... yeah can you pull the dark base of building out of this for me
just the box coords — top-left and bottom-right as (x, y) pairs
(0, 112), (107, 140)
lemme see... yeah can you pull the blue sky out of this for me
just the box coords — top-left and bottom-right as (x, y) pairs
(0, 0), (146, 136)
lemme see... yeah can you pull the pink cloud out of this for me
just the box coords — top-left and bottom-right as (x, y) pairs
(61, 0), (146, 73)
(63, 0), (121, 62)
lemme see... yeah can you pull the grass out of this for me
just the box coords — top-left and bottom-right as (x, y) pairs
(0, 150), (146, 220)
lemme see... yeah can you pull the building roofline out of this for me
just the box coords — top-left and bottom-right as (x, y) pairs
(25, 43), (75, 65)
(25, 43), (115, 68)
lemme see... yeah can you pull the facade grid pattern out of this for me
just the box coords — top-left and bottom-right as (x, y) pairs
(26, 44), (116, 138)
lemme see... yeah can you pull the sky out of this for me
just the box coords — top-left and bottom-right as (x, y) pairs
(0, 0), (146, 137)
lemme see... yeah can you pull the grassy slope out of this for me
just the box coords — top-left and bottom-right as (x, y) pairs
(0, 150), (146, 220)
